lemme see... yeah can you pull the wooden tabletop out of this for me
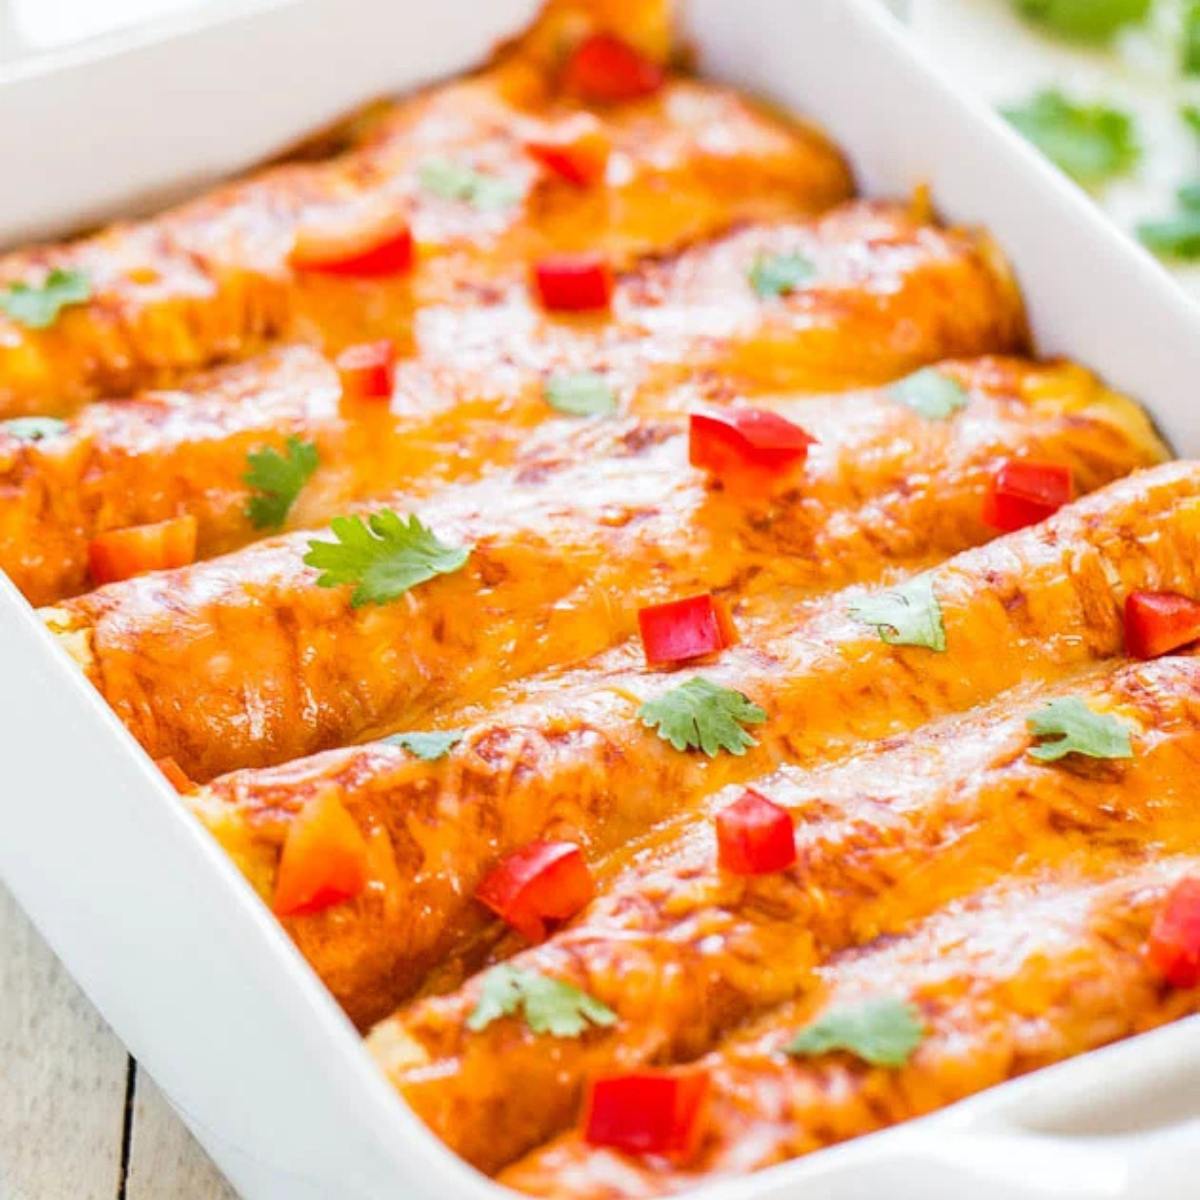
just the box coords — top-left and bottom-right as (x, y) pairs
(0, 882), (237, 1200)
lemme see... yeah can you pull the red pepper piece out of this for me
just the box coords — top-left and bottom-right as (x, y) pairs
(526, 114), (611, 186)
(688, 408), (816, 479)
(336, 340), (396, 402)
(1147, 877), (1200, 988)
(716, 789), (797, 875)
(273, 789), (370, 917)
(290, 205), (414, 278)
(583, 1070), (711, 1158)
(638, 593), (737, 666)
(562, 33), (664, 104)
(475, 840), (594, 942)
(87, 515), (198, 585)
(533, 254), (614, 312)
(1124, 591), (1200, 660)
(981, 460), (1073, 532)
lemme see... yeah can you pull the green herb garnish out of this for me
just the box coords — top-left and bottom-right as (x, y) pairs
(467, 965), (617, 1037)
(1026, 696), (1134, 762)
(848, 575), (946, 652)
(1183, 1), (1200, 73)
(0, 416), (69, 442)
(419, 158), (522, 211)
(304, 510), (471, 608)
(381, 729), (465, 761)
(638, 676), (766, 757)
(1, 268), (92, 330)
(1137, 183), (1200, 260)
(786, 997), (924, 1068)
(543, 371), (617, 417)
(892, 368), (970, 421)
(1011, 0), (1150, 43)
(244, 437), (319, 531)
(748, 252), (814, 299)
(1001, 90), (1139, 185)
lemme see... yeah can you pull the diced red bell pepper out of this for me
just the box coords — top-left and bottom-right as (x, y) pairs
(155, 756), (195, 795)
(689, 408), (816, 480)
(981, 460), (1073, 532)
(1147, 877), (1200, 988)
(582, 1070), (711, 1158)
(526, 113), (611, 187)
(336, 340), (396, 402)
(1124, 591), (1200, 660)
(638, 593), (737, 666)
(533, 254), (614, 312)
(475, 840), (594, 942)
(562, 32), (665, 104)
(716, 789), (796, 875)
(290, 205), (414, 278)
(273, 789), (370, 917)
(87, 514), (198, 585)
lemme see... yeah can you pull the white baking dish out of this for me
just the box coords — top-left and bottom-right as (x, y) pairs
(0, 0), (543, 245)
(1, 2), (1198, 1197)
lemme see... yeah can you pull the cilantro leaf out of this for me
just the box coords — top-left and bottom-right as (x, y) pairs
(1001, 90), (1139, 185)
(892, 368), (969, 421)
(467, 965), (617, 1037)
(748, 252), (814, 299)
(244, 437), (320, 530)
(638, 676), (766, 757)
(381, 729), (464, 760)
(1182, 104), (1200, 139)
(0, 268), (92, 330)
(419, 158), (522, 211)
(1137, 212), (1200, 259)
(304, 510), (471, 608)
(848, 575), (946, 652)
(785, 997), (924, 1068)
(1011, 0), (1150, 43)
(543, 371), (617, 417)
(1027, 696), (1134, 762)
(1184, 1), (1200, 74)
(1137, 184), (1200, 260)
(0, 416), (69, 442)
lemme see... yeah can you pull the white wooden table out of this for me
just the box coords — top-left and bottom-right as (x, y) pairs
(0, 882), (237, 1199)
